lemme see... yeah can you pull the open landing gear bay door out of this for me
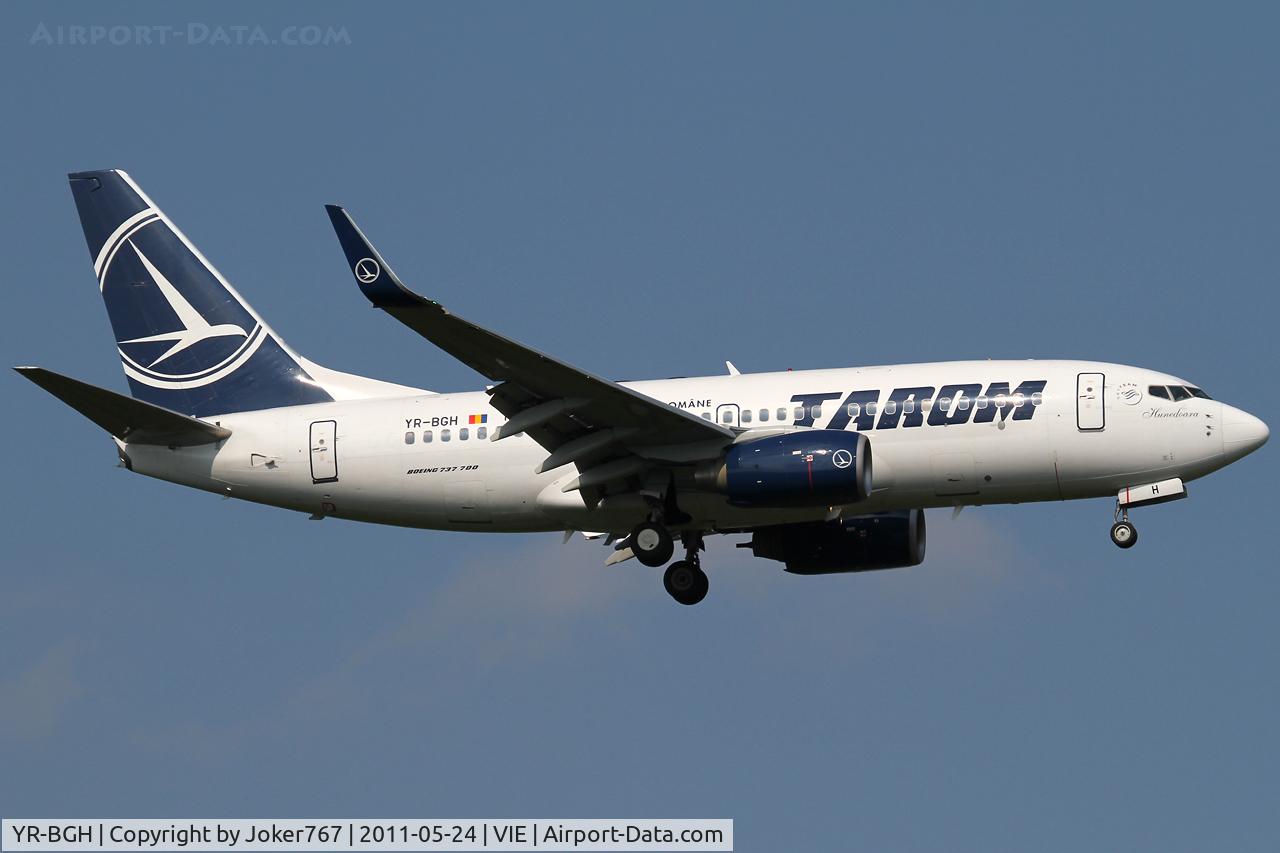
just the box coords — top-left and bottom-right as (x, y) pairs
(325, 206), (735, 501)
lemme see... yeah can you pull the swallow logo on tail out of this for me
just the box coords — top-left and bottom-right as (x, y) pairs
(117, 240), (248, 367)
(99, 216), (265, 390)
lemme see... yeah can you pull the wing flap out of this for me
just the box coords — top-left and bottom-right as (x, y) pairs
(16, 367), (231, 446)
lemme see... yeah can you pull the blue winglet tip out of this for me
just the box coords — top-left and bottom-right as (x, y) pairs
(325, 204), (423, 308)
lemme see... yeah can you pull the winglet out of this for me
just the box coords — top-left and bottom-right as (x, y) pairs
(324, 205), (437, 310)
(725, 360), (740, 376)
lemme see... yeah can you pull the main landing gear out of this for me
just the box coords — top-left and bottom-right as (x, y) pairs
(663, 559), (708, 606)
(1110, 504), (1138, 549)
(629, 522), (709, 605)
(630, 520), (674, 567)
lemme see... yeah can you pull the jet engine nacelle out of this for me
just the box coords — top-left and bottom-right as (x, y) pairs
(744, 509), (927, 574)
(696, 430), (872, 508)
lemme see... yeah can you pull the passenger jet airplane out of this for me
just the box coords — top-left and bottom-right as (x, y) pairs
(18, 170), (1270, 604)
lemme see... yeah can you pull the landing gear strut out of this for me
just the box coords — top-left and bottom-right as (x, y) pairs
(663, 531), (709, 605)
(1110, 504), (1138, 549)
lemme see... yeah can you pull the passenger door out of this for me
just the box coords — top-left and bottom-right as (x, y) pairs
(1076, 373), (1105, 431)
(309, 420), (339, 483)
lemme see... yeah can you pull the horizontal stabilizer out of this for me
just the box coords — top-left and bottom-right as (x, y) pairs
(15, 366), (231, 446)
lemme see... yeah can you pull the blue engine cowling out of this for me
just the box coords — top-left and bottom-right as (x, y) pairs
(706, 430), (872, 508)
(745, 509), (927, 574)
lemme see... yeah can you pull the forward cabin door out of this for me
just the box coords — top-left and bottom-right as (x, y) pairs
(715, 403), (740, 428)
(1076, 373), (1105, 431)
(309, 420), (338, 483)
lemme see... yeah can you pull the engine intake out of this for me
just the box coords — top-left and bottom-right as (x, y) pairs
(745, 509), (927, 574)
(697, 430), (872, 508)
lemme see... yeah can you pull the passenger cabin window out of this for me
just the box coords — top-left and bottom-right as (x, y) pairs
(937, 397), (952, 413)
(921, 399), (932, 411)
(404, 431), (415, 445)
(976, 396), (988, 410)
(958, 397), (970, 411)
(460, 427), (469, 440)
(903, 399), (915, 414)
(701, 412), (711, 421)
(1169, 385), (1191, 401)
(721, 409), (734, 424)
(477, 426), (487, 440)
(777, 407), (787, 421)
(1031, 392), (1043, 406)
(884, 401), (897, 416)
(424, 430), (433, 443)
(866, 402), (878, 415)
(759, 408), (769, 422)
(847, 403), (860, 418)
(794, 406), (804, 420)
(741, 410), (753, 424)
(441, 429), (451, 442)
(1149, 385), (1170, 400)
(810, 405), (822, 420)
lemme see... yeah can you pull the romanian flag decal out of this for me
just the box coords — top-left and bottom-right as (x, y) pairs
(468, 414), (488, 424)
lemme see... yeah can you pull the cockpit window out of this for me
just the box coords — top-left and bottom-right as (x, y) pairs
(1148, 384), (1211, 401)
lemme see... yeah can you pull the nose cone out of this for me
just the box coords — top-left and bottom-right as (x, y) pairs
(1221, 405), (1269, 462)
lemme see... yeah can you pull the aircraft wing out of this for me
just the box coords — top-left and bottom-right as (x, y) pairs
(325, 206), (734, 493)
(15, 366), (231, 446)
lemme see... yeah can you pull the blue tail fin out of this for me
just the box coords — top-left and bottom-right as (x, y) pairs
(68, 169), (336, 417)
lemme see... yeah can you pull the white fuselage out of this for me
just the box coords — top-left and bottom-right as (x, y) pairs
(120, 359), (1251, 534)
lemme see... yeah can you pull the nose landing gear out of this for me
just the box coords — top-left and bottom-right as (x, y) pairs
(1110, 504), (1138, 549)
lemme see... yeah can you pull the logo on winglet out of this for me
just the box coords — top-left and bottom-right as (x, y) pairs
(354, 257), (381, 284)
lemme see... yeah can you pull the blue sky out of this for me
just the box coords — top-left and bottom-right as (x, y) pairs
(1, 3), (1276, 850)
